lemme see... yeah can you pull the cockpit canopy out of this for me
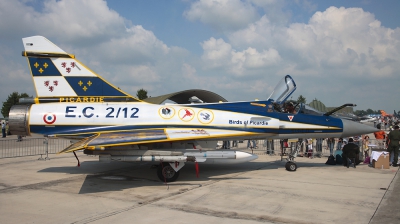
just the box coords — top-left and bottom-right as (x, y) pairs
(267, 75), (296, 104)
(266, 75), (324, 116)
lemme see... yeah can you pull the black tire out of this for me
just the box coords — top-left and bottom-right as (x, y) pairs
(285, 162), (297, 171)
(157, 162), (180, 182)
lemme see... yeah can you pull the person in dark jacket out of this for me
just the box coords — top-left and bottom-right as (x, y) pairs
(1, 121), (5, 138)
(342, 138), (360, 168)
(387, 125), (400, 167)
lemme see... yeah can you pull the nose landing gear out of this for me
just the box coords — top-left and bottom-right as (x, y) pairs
(285, 161), (297, 171)
(284, 140), (302, 172)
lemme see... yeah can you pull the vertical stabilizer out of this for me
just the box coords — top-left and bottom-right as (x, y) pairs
(22, 36), (138, 102)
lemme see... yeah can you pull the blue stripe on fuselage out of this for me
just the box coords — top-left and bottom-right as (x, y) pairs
(189, 101), (343, 128)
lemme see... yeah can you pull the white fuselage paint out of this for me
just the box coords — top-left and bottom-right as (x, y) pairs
(29, 102), (337, 139)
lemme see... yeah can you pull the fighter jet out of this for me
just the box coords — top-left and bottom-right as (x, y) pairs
(380, 110), (393, 118)
(9, 36), (377, 181)
(360, 117), (378, 123)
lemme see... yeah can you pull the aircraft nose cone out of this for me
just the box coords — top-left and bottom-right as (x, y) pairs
(341, 119), (378, 137)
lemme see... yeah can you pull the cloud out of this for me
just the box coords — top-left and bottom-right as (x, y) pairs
(0, 48), (35, 100)
(189, 4), (400, 109)
(92, 25), (170, 65)
(41, 0), (125, 41)
(0, 0), (126, 44)
(0, 0), (183, 98)
(184, 0), (259, 32)
(200, 37), (281, 75)
(200, 37), (232, 68)
(226, 6), (400, 79)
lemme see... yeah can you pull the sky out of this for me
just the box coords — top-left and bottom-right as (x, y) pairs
(0, 0), (399, 114)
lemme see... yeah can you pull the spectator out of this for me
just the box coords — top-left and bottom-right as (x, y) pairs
(353, 135), (360, 147)
(341, 139), (348, 150)
(253, 140), (257, 149)
(387, 125), (400, 167)
(306, 138), (313, 158)
(1, 121), (5, 138)
(232, 140), (238, 148)
(316, 138), (323, 157)
(327, 137), (335, 155)
(222, 141), (230, 149)
(280, 139), (288, 155)
(363, 135), (370, 158)
(336, 138), (343, 151)
(297, 138), (304, 157)
(334, 145), (343, 157)
(6, 122), (9, 135)
(334, 145), (343, 164)
(266, 139), (275, 155)
(377, 123), (382, 130)
(247, 139), (256, 149)
(342, 138), (360, 168)
(374, 128), (386, 149)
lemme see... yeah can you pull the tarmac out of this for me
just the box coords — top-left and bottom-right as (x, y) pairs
(1, 134), (400, 224)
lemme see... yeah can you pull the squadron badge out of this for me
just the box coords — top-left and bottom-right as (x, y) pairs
(178, 108), (195, 122)
(197, 109), (214, 124)
(159, 107), (175, 119)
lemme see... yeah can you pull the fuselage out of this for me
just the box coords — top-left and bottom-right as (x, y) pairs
(22, 100), (349, 139)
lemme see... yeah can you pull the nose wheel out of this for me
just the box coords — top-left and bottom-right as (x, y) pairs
(285, 161), (297, 171)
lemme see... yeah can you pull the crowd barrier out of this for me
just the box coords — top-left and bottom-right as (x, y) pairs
(228, 139), (332, 158)
(0, 137), (72, 159)
(220, 138), (378, 160)
(0, 136), (384, 161)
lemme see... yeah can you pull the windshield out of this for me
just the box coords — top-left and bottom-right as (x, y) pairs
(267, 75), (296, 103)
(298, 104), (324, 115)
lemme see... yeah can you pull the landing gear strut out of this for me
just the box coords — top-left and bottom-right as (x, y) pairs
(284, 140), (302, 172)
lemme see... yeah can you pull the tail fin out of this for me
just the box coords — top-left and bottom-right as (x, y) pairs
(380, 110), (388, 117)
(22, 36), (138, 103)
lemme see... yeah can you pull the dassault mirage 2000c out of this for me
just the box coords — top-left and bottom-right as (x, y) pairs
(9, 36), (377, 182)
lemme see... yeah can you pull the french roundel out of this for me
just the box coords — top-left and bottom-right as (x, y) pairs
(43, 113), (56, 124)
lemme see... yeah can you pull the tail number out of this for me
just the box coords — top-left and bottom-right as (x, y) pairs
(106, 107), (139, 118)
(65, 106), (139, 118)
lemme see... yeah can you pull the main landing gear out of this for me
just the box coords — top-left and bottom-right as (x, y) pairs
(157, 162), (180, 182)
